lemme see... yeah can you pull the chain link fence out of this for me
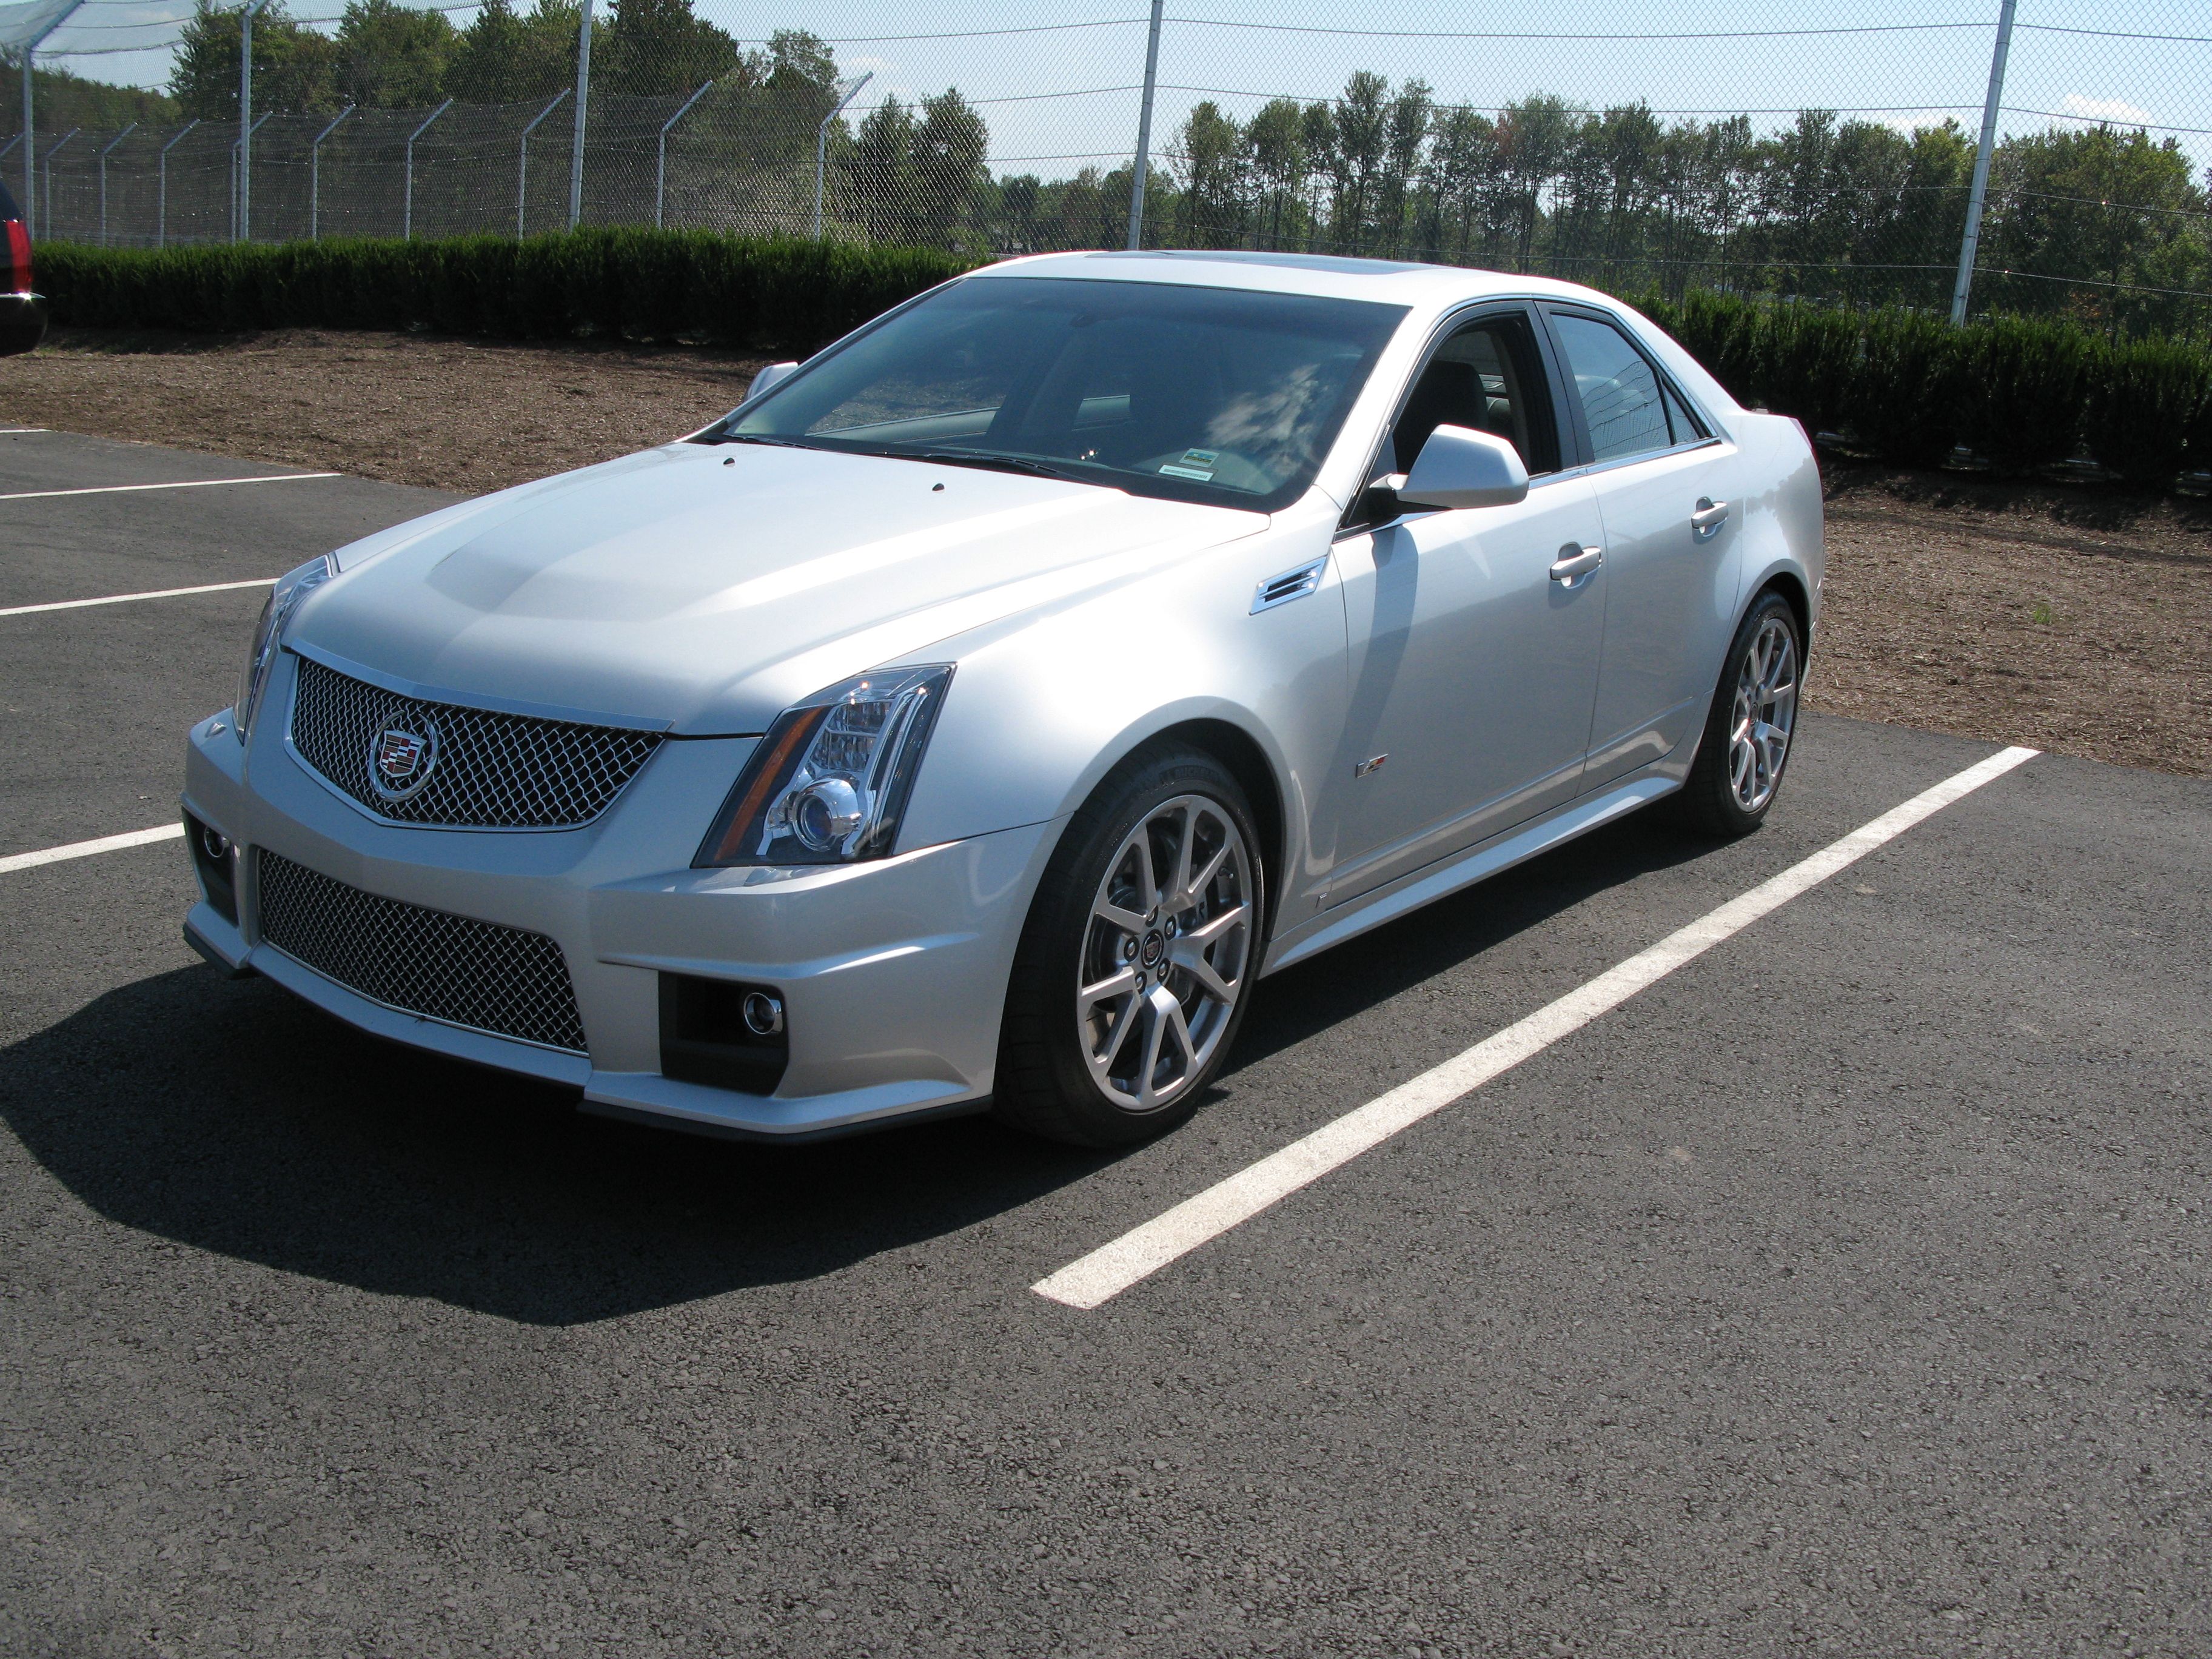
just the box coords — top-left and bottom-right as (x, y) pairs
(5, 0), (2210, 334)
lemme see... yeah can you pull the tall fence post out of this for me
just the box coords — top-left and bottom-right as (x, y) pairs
(97, 121), (136, 245)
(403, 98), (452, 240)
(158, 118), (199, 248)
(41, 127), (76, 239)
(309, 104), (352, 240)
(1125, 0), (1165, 251)
(654, 81), (712, 230)
(21, 0), (88, 237)
(568, 0), (593, 229)
(813, 72), (871, 239)
(238, 0), (271, 241)
(517, 88), (568, 240)
(228, 112), (266, 241)
(1951, 0), (2017, 324)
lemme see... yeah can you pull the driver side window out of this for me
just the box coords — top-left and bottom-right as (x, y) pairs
(1378, 311), (1560, 493)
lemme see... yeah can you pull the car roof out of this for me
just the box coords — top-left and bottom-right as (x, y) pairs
(970, 249), (1618, 313)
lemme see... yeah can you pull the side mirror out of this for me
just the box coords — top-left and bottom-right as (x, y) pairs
(746, 360), (800, 401)
(1399, 424), (1529, 511)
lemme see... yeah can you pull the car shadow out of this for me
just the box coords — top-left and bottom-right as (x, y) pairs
(1, 809), (1716, 1327)
(0, 967), (1110, 1327)
(1230, 805), (1716, 1069)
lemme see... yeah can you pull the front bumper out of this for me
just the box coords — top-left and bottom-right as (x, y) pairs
(0, 291), (48, 357)
(182, 663), (1056, 1140)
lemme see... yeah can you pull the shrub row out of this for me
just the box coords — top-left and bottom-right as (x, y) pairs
(38, 229), (973, 354)
(1641, 287), (2212, 489)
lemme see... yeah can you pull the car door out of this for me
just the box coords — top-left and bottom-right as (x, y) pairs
(1540, 304), (1746, 790)
(1325, 304), (1609, 908)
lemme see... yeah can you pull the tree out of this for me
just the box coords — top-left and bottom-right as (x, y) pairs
(335, 0), (455, 109)
(597, 0), (739, 98)
(170, 0), (339, 119)
(1176, 100), (1244, 248)
(913, 89), (987, 249)
(445, 0), (580, 106)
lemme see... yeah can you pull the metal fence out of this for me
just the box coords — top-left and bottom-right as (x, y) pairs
(7, 0), (2211, 334)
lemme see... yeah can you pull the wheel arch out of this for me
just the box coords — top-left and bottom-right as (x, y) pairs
(1751, 568), (1815, 667)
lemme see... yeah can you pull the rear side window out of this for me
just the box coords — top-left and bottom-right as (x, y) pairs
(1548, 312), (1677, 463)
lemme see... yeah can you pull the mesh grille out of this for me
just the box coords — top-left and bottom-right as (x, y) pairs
(256, 851), (588, 1054)
(289, 654), (663, 830)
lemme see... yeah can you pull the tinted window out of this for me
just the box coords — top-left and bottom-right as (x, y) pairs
(1549, 312), (1672, 463)
(720, 276), (1406, 512)
(1390, 315), (1556, 475)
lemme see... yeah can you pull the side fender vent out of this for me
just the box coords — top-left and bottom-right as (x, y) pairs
(1250, 555), (1329, 615)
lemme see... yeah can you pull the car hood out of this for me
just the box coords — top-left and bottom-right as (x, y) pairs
(294, 441), (1265, 734)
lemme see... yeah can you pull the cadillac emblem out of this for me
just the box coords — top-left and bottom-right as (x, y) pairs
(369, 718), (440, 802)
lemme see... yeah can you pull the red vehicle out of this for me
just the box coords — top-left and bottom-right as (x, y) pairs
(0, 176), (47, 356)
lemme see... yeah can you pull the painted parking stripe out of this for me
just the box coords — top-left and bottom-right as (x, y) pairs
(0, 577), (275, 618)
(0, 822), (185, 877)
(0, 472), (340, 501)
(1034, 745), (2042, 1311)
(0, 427), (50, 434)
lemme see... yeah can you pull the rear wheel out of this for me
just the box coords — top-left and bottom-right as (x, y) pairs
(995, 746), (1263, 1147)
(1677, 590), (1802, 837)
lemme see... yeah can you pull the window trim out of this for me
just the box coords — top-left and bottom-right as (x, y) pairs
(1336, 297), (1574, 537)
(1535, 301), (1724, 481)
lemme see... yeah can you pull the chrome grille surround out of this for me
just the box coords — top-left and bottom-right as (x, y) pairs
(288, 653), (663, 830)
(256, 851), (588, 1053)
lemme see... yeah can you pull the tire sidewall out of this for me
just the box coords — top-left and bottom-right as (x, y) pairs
(1691, 590), (1802, 835)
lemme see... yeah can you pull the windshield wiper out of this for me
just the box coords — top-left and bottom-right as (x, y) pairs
(874, 447), (1096, 484)
(698, 431), (811, 448)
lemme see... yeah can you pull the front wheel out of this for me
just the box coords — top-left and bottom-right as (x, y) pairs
(994, 746), (1264, 1148)
(1676, 591), (1803, 837)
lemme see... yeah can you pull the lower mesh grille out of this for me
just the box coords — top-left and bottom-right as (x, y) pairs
(256, 851), (588, 1054)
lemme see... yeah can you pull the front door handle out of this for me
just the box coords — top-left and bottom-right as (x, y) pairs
(1691, 497), (1731, 538)
(1549, 544), (1604, 583)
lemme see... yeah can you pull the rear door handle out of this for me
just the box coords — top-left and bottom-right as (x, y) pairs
(1549, 544), (1604, 583)
(1691, 497), (1731, 538)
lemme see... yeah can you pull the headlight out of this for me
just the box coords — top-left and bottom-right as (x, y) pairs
(236, 555), (333, 739)
(695, 665), (953, 867)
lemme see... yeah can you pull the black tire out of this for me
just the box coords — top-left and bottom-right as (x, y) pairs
(994, 743), (1265, 1148)
(1675, 589), (1804, 838)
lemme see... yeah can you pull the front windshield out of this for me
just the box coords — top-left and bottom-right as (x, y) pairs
(710, 275), (1406, 512)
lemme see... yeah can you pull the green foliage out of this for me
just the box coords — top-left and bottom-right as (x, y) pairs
(170, 0), (340, 119)
(1851, 309), (1965, 469)
(1956, 314), (2094, 475)
(36, 230), (971, 350)
(3, 65), (179, 131)
(1755, 303), (1861, 438)
(2082, 336), (2211, 489)
(444, 0), (583, 106)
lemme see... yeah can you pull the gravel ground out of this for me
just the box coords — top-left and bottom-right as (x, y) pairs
(4, 326), (2207, 775)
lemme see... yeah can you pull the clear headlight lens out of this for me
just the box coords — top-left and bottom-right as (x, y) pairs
(695, 665), (953, 868)
(236, 555), (333, 739)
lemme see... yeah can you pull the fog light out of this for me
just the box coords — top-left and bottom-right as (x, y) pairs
(742, 991), (785, 1036)
(199, 826), (232, 862)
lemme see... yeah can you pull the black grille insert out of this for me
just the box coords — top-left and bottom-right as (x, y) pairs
(256, 851), (588, 1053)
(288, 654), (663, 830)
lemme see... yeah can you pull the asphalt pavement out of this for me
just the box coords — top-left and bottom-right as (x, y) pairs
(1, 429), (2207, 1658)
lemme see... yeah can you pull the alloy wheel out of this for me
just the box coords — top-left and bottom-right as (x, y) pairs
(1728, 615), (1798, 813)
(1076, 794), (1253, 1113)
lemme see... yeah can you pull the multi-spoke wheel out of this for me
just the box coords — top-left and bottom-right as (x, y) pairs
(1077, 794), (1253, 1113)
(1678, 590), (1803, 837)
(996, 748), (1265, 1146)
(1727, 614), (1798, 814)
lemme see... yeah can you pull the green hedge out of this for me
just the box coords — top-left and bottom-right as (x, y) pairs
(37, 229), (973, 352)
(1646, 287), (2212, 489)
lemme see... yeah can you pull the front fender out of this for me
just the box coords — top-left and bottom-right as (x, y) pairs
(895, 506), (1349, 914)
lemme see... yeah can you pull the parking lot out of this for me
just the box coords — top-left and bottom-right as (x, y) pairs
(2, 426), (2208, 1656)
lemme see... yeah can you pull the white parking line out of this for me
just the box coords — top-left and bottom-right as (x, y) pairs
(0, 472), (340, 502)
(0, 427), (50, 434)
(1034, 745), (2042, 1311)
(0, 822), (185, 877)
(0, 577), (275, 618)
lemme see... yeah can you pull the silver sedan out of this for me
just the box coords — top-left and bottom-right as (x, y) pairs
(181, 253), (1822, 1146)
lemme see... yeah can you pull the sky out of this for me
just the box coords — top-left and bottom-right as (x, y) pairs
(19, 0), (2212, 177)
